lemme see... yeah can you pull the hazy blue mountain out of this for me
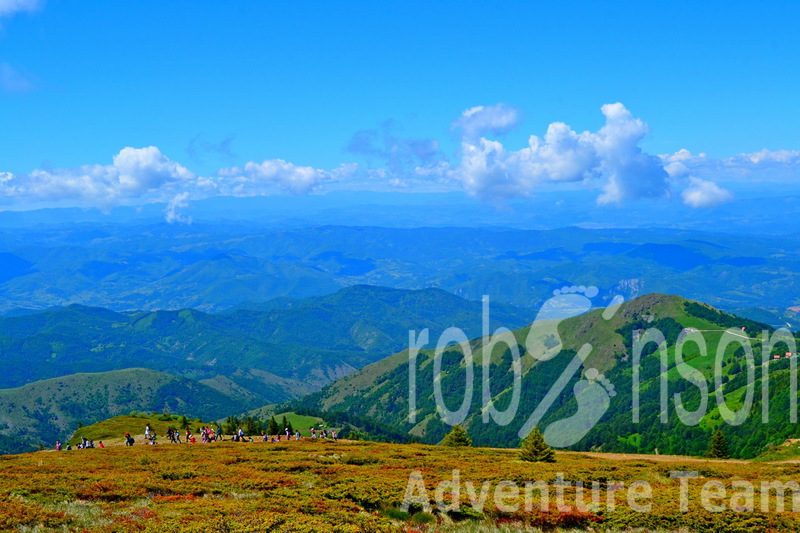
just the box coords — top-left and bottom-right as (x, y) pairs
(1, 222), (799, 317)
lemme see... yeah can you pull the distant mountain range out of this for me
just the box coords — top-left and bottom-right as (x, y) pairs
(1, 224), (800, 328)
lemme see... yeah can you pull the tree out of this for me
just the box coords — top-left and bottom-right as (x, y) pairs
(281, 415), (294, 434)
(266, 416), (279, 436)
(244, 416), (261, 436)
(442, 425), (472, 447)
(223, 416), (240, 436)
(519, 427), (555, 463)
(180, 415), (190, 430)
(707, 429), (730, 459)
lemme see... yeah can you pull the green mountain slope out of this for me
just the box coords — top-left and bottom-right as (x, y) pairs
(0, 368), (248, 455)
(294, 293), (796, 458)
(0, 285), (532, 406)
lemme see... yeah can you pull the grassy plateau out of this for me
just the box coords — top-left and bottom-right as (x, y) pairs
(4, 438), (800, 532)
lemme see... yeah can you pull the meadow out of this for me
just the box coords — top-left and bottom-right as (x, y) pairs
(4, 439), (800, 532)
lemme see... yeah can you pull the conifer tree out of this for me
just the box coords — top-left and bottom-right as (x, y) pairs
(281, 415), (294, 434)
(519, 427), (556, 463)
(266, 416), (279, 436)
(442, 424), (472, 447)
(244, 416), (261, 436)
(706, 429), (730, 459)
(223, 416), (239, 436)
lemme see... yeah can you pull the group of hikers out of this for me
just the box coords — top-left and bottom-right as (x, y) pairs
(54, 437), (105, 451)
(58, 422), (338, 450)
(135, 424), (222, 445)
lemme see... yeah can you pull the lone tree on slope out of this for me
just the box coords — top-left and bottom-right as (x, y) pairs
(442, 424), (472, 447)
(520, 427), (556, 463)
(706, 429), (730, 459)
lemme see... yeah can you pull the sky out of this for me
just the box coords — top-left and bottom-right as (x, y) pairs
(1, 1), (799, 220)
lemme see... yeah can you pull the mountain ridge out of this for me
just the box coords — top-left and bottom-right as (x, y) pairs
(292, 293), (790, 458)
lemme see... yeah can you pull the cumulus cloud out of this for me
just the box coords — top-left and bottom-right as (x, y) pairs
(452, 102), (672, 204)
(452, 103), (520, 141)
(0, 0), (40, 17)
(217, 159), (356, 196)
(5, 103), (798, 216)
(0, 146), (195, 208)
(661, 148), (800, 183)
(681, 177), (734, 208)
(0, 146), (361, 219)
(165, 192), (192, 224)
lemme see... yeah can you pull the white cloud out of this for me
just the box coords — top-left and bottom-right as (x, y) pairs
(0, 147), (360, 220)
(4, 103), (797, 216)
(165, 192), (192, 224)
(682, 177), (734, 208)
(662, 148), (800, 182)
(0, 0), (40, 17)
(453, 102), (671, 204)
(0, 146), (195, 208)
(452, 103), (520, 141)
(217, 159), (356, 195)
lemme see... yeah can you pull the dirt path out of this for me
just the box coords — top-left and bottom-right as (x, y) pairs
(567, 451), (749, 464)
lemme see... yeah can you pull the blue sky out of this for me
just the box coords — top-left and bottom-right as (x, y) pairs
(1, 1), (799, 217)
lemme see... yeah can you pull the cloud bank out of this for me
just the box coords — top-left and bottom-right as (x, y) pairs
(4, 102), (800, 221)
(0, 147), (195, 209)
(217, 160), (356, 196)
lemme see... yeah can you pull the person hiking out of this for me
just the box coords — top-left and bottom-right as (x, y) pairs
(55, 440), (61, 451)
(145, 424), (151, 439)
(98, 441), (104, 448)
